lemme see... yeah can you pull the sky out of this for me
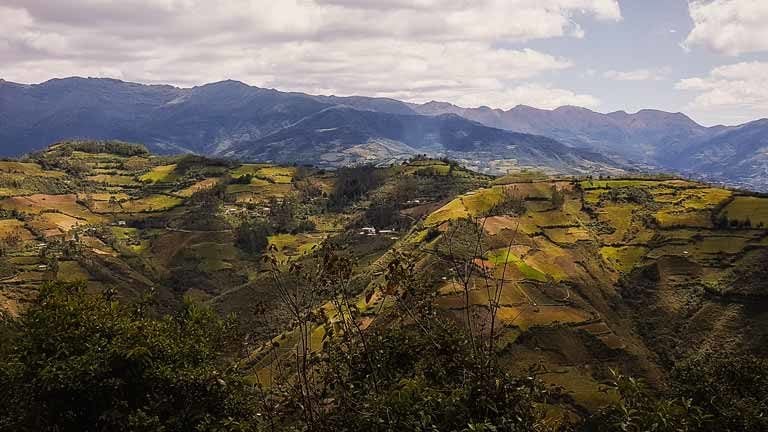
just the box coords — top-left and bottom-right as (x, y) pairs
(1, 0), (767, 126)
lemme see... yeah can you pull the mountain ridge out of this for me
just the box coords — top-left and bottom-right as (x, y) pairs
(0, 77), (622, 176)
(2, 76), (768, 190)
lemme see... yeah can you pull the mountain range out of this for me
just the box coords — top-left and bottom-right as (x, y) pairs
(1, 77), (767, 189)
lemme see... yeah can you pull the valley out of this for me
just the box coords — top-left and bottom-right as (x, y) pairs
(1, 140), (767, 423)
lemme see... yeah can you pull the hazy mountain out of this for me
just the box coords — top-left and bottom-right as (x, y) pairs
(224, 106), (618, 174)
(0, 77), (621, 175)
(412, 101), (722, 165)
(411, 100), (768, 190)
(673, 119), (768, 190)
(0, 77), (180, 154)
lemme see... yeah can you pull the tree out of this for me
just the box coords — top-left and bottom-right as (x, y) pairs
(0, 282), (259, 432)
(235, 219), (271, 255)
(716, 212), (730, 229)
(551, 186), (565, 209)
(489, 186), (526, 216)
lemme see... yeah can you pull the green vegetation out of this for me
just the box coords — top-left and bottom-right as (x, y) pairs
(328, 165), (383, 209)
(600, 246), (647, 273)
(48, 139), (149, 156)
(235, 219), (271, 255)
(488, 248), (548, 281)
(139, 163), (178, 183)
(121, 194), (183, 212)
(0, 282), (257, 431)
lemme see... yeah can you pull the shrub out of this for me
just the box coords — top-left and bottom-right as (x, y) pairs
(0, 282), (258, 431)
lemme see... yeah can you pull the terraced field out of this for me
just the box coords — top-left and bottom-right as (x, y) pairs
(0, 143), (356, 317)
(315, 176), (768, 410)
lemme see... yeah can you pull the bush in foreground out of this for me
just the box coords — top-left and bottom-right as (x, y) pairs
(0, 282), (258, 432)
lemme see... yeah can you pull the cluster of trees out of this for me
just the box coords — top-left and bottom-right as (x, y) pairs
(27, 140), (146, 176)
(236, 196), (316, 255)
(362, 176), (419, 229)
(173, 155), (232, 179)
(601, 186), (654, 205)
(488, 186), (527, 216)
(327, 165), (384, 210)
(715, 212), (764, 229)
(235, 219), (271, 255)
(51, 140), (150, 157)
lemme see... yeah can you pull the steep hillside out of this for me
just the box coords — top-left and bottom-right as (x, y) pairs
(0, 141), (492, 332)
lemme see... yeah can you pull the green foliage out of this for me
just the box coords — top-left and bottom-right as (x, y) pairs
(230, 173), (254, 184)
(235, 219), (271, 255)
(315, 320), (555, 432)
(267, 196), (316, 234)
(362, 176), (419, 229)
(52, 140), (149, 157)
(670, 352), (768, 432)
(551, 186), (565, 209)
(328, 165), (384, 209)
(0, 282), (258, 432)
(488, 185), (527, 216)
(601, 186), (653, 205)
(586, 353), (768, 432)
(173, 154), (231, 176)
(586, 370), (710, 432)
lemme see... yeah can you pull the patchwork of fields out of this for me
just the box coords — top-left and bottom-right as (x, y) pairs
(2, 145), (768, 415)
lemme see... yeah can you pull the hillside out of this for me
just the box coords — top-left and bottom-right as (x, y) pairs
(1, 141), (767, 422)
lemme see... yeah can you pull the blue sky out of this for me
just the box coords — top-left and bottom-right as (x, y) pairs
(1, 0), (767, 126)
(520, 0), (768, 125)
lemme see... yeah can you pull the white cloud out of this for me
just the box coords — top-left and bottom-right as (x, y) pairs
(676, 61), (768, 124)
(0, 0), (620, 109)
(603, 68), (668, 81)
(685, 0), (768, 55)
(468, 83), (600, 109)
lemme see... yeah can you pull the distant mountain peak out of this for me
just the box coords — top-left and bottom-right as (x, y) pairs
(421, 100), (458, 109)
(554, 105), (597, 114)
(198, 79), (251, 89)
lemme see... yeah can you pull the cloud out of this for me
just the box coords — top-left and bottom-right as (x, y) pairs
(0, 0), (620, 109)
(462, 83), (600, 109)
(676, 61), (768, 124)
(685, 0), (768, 55)
(603, 68), (668, 81)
